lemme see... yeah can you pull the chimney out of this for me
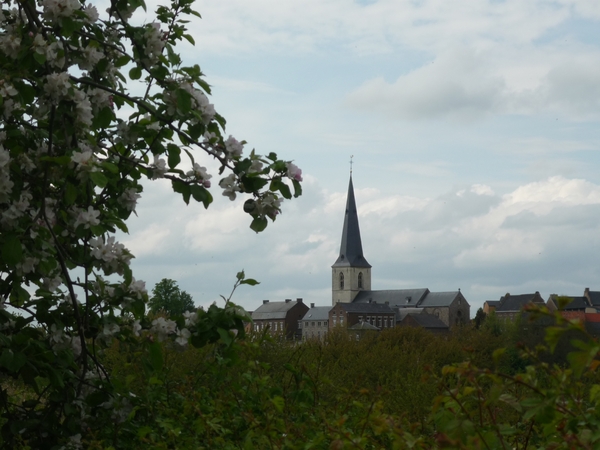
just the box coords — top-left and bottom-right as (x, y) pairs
(310, 303), (315, 308)
(368, 299), (372, 303)
(296, 298), (303, 303)
(285, 299), (291, 303)
(263, 300), (269, 304)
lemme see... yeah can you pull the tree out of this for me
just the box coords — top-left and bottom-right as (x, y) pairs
(149, 278), (195, 316)
(473, 307), (487, 329)
(0, 0), (301, 446)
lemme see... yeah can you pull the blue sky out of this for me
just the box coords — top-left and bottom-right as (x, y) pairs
(123, 0), (600, 315)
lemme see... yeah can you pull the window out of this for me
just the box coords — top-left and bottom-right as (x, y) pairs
(311, 321), (315, 327)
(340, 315), (344, 326)
(358, 272), (363, 289)
(377, 316), (382, 327)
(317, 322), (321, 327)
(384, 317), (388, 328)
(339, 272), (344, 290)
(358, 315), (363, 322)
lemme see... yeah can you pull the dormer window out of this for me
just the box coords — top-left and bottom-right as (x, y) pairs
(358, 272), (363, 289)
(339, 272), (344, 290)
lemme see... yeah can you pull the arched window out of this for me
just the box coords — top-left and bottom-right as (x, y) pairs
(358, 272), (363, 289)
(339, 272), (344, 290)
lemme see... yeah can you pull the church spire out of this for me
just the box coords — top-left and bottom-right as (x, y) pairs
(332, 175), (371, 268)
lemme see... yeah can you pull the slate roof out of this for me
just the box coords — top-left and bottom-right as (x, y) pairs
(353, 289), (429, 306)
(496, 293), (544, 312)
(395, 307), (423, 322)
(418, 291), (462, 307)
(300, 306), (332, 322)
(332, 176), (371, 268)
(252, 300), (303, 320)
(586, 291), (600, 307)
(335, 302), (394, 314)
(349, 321), (380, 330)
(548, 295), (589, 310)
(405, 313), (448, 329)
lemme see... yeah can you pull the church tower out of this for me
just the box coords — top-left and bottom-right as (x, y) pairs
(332, 176), (371, 305)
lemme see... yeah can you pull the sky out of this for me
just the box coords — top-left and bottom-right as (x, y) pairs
(122, 0), (600, 316)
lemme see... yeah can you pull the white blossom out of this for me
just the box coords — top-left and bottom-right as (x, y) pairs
(89, 236), (131, 272)
(73, 206), (100, 229)
(186, 163), (212, 187)
(42, 0), (81, 21)
(132, 320), (142, 336)
(248, 159), (264, 174)
(44, 72), (71, 102)
(175, 328), (191, 346)
(144, 23), (164, 65)
(73, 89), (93, 126)
(219, 174), (240, 201)
(0, 24), (22, 58)
(224, 136), (244, 158)
(150, 155), (167, 179)
(183, 310), (198, 327)
(83, 4), (99, 23)
(103, 322), (120, 337)
(128, 278), (147, 300)
(78, 46), (104, 72)
(118, 188), (141, 212)
(150, 317), (177, 341)
(286, 162), (303, 182)
(45, 41), (65, 68)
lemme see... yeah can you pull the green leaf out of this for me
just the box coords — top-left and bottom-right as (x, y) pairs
(250, 217), (268, 233)
(89, 172), (108, 188)
(190, 184), (212, 208)
(147, 342), (164, 372)
(167, 144), (181, 169)
(292, 179), (302, 198)
(183, 34), (195, 45)
(271, 395), (285, 412)
(64, 183), (78, 206)
(240, 279), (260, 286)
(172, 180), (191, 204)
(217, 328), (233, 346)
(2, 236), (22, 266)
(129, 66), (142, 80)
(95, 107), (114, 128)
(176, 88), (192, 113)
(33, 52), (46, 65)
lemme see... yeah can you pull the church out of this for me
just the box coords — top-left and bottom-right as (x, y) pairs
(254, 174), (471, 339)
(328, 175), (470, 331)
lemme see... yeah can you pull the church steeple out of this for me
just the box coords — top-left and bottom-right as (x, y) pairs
(333, 176), (371, 268)
(332, 175), (371, 304)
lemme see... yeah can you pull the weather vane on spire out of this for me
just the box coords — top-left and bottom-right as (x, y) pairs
(350, 155), (354, 175)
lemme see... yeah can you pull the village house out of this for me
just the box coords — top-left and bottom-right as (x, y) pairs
(251, 298), (308, 340)
(299, 304), (331, 341)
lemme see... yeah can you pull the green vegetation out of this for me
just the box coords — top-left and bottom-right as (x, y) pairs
(149, 279), (196, 316)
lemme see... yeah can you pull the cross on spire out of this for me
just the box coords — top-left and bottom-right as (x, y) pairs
(350, 155), (354, 175)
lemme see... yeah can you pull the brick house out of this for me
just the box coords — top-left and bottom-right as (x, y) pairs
(251, 298), (308, 340)
(329, 301), (396, 331)
(494, 292), (545, 320)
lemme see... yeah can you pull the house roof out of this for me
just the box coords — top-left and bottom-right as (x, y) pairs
(300, 306), (332, 321)
(405, 313), (448, 329)
(334, 302), (394, 314)
(252, 300), (304, 320)
(484, 300), (500, 307)
(419, 291), (463, 307)
(332, 176), (371, 269)
(496, 293), (544, 312)
(586, 291), (600, 307)
(348, 321), (380, 330)
(353, 289), (429, 306)
(548, 295), (589, 310)
(395, 307), (423, 322)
